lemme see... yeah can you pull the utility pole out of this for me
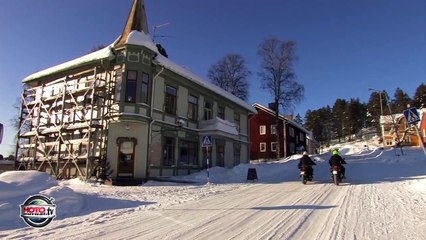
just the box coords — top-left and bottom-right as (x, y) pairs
(369, 88), (385, 148)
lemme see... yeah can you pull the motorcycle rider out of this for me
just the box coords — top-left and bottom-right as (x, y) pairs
(328, 149), (347, 178)
(298, 151), (316, 179)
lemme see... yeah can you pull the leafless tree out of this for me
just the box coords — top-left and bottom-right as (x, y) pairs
(258, 38), (304, 158)
(207, 54), (250, 101)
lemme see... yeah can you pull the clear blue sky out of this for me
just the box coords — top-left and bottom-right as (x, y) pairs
(0, 0), (425, 156)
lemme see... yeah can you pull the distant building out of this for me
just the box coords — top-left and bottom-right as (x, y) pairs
(419, 108), (426, 144)
(249, 103), (314, 161)
(16, 0), (256, 180)
(380, 112), (420, 147)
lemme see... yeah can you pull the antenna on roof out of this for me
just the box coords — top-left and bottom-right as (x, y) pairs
(153, 22), (171, 42)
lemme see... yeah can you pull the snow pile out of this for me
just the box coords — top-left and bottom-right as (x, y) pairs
(0, 170), (58, 200)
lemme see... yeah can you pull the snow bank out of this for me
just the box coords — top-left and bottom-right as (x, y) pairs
(0, 171), (88, 229)
(0, 171), (58, 200)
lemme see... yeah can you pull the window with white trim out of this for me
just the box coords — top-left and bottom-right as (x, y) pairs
(271, 142), (277, 152)
(260, 125), (266, 135)
(271, 125), (277, 135)
(260, 142), (266, 152)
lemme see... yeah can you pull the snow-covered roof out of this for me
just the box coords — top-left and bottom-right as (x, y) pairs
(380, 114), (404, 124)
(23, 45), (115, 83)
(126, 31), (158, 52)
(252, 103), (311, 134)
(155, 53), (256, 113)
(22, 29), (255, 113)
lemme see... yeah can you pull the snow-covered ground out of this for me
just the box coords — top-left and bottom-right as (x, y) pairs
(1, 141), (425, 240)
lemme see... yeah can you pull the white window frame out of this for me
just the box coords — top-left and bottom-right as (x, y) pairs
(260, 125), (266, 135)
(260, 142), (266, 152)
(271, 125), (277, 135)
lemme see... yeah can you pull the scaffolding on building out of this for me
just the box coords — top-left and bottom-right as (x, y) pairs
(15, 66), (118, 179)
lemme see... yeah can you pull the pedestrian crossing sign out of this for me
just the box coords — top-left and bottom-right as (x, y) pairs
(403, 107), (420, 125)
(202, 135), (212, 147)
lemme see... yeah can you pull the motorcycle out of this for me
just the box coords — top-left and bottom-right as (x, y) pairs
(300, 166), (313, 184)
(331, 164), (343, 185)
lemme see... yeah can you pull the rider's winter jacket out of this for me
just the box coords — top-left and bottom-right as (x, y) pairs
(328, 154), (347, 166)
(298, 155), (316, 168)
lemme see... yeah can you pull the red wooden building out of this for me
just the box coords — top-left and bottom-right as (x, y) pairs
(418, 108), (426, 144)
(249, 103), (314, 161)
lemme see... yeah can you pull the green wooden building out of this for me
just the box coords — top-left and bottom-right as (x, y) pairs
(16, 0), (256, 181)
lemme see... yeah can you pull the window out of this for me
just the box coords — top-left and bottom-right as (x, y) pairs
(234, 113), (240, 132)
(165, 85), (177, 114)
(289, 127), (295, 137)
(299, 132), (304, 142)
(271, 125), (277, 135)
(403, 136), (411, 144)
(216, 143), (225, 167)
(140, 72), (149, 104)
(179, 140), (198, 165)
(162, 137), (175, 166)
(260, 142), (266, 152)
(114, 69), (122, 102)
(260, 125), (266, 135)
(271, 142), (277, 152)
(233, 144), (241, 166)
(188, 94), (198, 121)
(204, 101), (213, 120)
(125, 70), (137, 103)
(218, 106), (225, 119)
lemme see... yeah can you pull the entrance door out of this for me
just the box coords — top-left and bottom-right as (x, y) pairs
(117, 137), (137, 177)
(216, 143), (225, 167)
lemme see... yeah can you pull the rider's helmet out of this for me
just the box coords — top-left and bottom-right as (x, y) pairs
(332, 149), (339, 155)
(303, 151), (308, 155)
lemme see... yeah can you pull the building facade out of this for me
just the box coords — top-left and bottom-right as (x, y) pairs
(380, 113), (421, 147)
(16, 0), (256, 180)
(249, 103), (312, 161)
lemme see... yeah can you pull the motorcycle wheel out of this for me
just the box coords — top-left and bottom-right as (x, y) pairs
(333, 174), (339, 185)
(301, 175), (307, 185)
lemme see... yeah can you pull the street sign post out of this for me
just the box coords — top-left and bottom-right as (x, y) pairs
(201, 135), (212, 184)
(403, 107), (420, 125)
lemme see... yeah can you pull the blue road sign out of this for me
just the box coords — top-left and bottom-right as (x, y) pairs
(202, 135), (212, 147)
(403, 107), (420, 125)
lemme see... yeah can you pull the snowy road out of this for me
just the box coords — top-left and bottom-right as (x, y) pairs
(2, 147), (425, 240)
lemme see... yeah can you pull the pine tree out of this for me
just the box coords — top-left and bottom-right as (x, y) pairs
(413, 83), (426, 109)
(346, 98), (367, 139)
(294, 114), (303, 125)
(391, 87), (412, 113)
(332, 99), (347, 142)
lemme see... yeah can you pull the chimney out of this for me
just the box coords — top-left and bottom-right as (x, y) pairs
(268, 102), (277, 111)
(286, 115), (293, 121)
